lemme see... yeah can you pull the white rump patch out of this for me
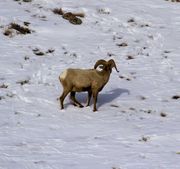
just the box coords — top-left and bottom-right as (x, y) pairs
(60, 70), (67, 80)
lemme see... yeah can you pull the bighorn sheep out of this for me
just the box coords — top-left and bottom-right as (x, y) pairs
(59, 59), (119, 111)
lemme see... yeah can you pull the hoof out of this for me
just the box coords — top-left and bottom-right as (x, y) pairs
(79, 105), (84, 108)
(72, 103), (78, 107)
(72, 103), (84, 108)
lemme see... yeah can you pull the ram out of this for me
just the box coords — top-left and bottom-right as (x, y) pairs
(59, 59), (119, 111)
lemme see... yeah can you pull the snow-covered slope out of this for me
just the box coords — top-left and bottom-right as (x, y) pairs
(0, 0), (180, 169)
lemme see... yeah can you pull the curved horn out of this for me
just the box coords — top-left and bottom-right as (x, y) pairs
(94, 59), (107, 69)
(108, 59), (119, 72)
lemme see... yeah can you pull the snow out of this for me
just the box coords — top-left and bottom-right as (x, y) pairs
(0, 0), (180, 169)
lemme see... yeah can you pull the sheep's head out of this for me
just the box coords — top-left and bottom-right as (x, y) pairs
(94, 59), (119, 73)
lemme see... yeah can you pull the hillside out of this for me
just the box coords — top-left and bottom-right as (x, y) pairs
(0, 0), (180, 169)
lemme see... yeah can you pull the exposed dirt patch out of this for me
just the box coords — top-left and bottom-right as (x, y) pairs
(138, 95), (147, 100)
(3, 22), (32, 37)
(116, 42), (128, 47)
(127, 18), (136, 23)
(127, 18), (151, 28)
(0, 96), (5, 100)
(110, 104), (119, 108)
(119, 74), (136, 81)
(140, 23), (150, 28)
(16, 79), (30, 86)
(126, 55), (135, 60)
(119, 75), (131, 81)
(46, 49), (55, 54)
(172, 95), (180, 100)
(164, 50), (171, 54)
(52, 8), (64, 15)
(14, 0), (32, 3)
(10, 23), (31, 34)
(112, 167), (121, 169)
(129, 107), (136, 111)
(32, 48), (45, 56)
(139, 136), (150, 142)
(165, 0), (180, 2)
(0, 84), (8, 89)
(140, 109), (154, 114)
(24, 56), (30, 61)
(52, 8), (85, 25)
(32, 48), (55, 56)
(97, 8), (111, 15)
(107, 52), (116, 57)
(31, 14), (47, 21)
(160, 112), (167, 117)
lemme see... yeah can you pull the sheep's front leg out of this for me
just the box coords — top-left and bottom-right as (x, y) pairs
(92, 91), (98, 112)
(70, 91), (84, 108)
(86, 90), (92, 107)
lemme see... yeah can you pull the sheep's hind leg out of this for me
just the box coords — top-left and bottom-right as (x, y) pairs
(70, 91), (84, 108)
(60, 90), (70, 109)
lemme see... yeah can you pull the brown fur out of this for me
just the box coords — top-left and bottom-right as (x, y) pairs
(59, 59), (119, 111)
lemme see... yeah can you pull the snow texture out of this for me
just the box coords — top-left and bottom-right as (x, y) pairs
(0, 0), (180, 169)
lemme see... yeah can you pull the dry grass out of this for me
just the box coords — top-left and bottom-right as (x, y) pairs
(160, 112), (167, 117)
(3, 22), (32, 37)
(32, 48), (55, 56)
(116, 42), (128, 47)
(166, 0), (180, 2)
(52, 8), (64, 15)
(14, 0), (32, 2)
(3, 29), (13, 37)
(71, 12), (85, 18)
(172, 95), (180, 100)
(10, 23), (31, 34)
(52, 8), (85, 25)
(32, 48), (45, 56)
(0, 84), (8, 88)
(16, 79), (30, 85)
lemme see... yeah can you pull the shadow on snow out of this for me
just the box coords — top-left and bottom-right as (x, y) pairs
(66, 88), (130, 108)
(98, 88), (130, 107)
